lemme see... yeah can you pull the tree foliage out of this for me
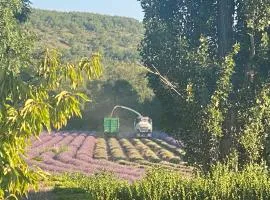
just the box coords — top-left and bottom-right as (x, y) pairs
(26, 9), (143, 62)
(0, 1), (102, 198)
(139, 0), (270, 170)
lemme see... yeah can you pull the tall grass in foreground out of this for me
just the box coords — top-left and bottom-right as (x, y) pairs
(56, 164), (270, 200)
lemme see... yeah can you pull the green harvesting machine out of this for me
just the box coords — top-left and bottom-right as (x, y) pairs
(103, 117), (120, 136)
(104, 105), (153, 137)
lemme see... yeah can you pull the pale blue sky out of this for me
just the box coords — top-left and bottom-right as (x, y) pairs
(30, 0), (144, 21)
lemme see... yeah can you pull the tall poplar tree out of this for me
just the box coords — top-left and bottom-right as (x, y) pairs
(139, 0), (270, 169)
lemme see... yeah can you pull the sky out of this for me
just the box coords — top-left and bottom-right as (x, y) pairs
(30, 0), (144, 21)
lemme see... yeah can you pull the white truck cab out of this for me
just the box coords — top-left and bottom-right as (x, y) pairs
(135, 116), (152, 138)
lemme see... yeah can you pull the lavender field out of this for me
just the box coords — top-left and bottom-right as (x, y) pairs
(26, 132), (191, 181)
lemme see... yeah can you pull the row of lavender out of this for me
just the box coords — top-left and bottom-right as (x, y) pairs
(27, 132), (188, 181)
(93, 137), (185, 164)
(27, 132), (144, 181)
(152, 131), (185, 148)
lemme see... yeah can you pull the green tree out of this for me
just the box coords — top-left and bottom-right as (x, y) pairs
(139, 0), (270, 169)
(0, 0), (102, 198)
(15, 0), (31, 22)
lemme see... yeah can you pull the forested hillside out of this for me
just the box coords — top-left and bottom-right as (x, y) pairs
(26, 9), (159, 131)
(27, 9), (143, 62)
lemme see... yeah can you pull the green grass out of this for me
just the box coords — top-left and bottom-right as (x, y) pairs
(23, 174), (89, 200)
(51, 188), (89, 200)
(25, 188), (89, 200)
